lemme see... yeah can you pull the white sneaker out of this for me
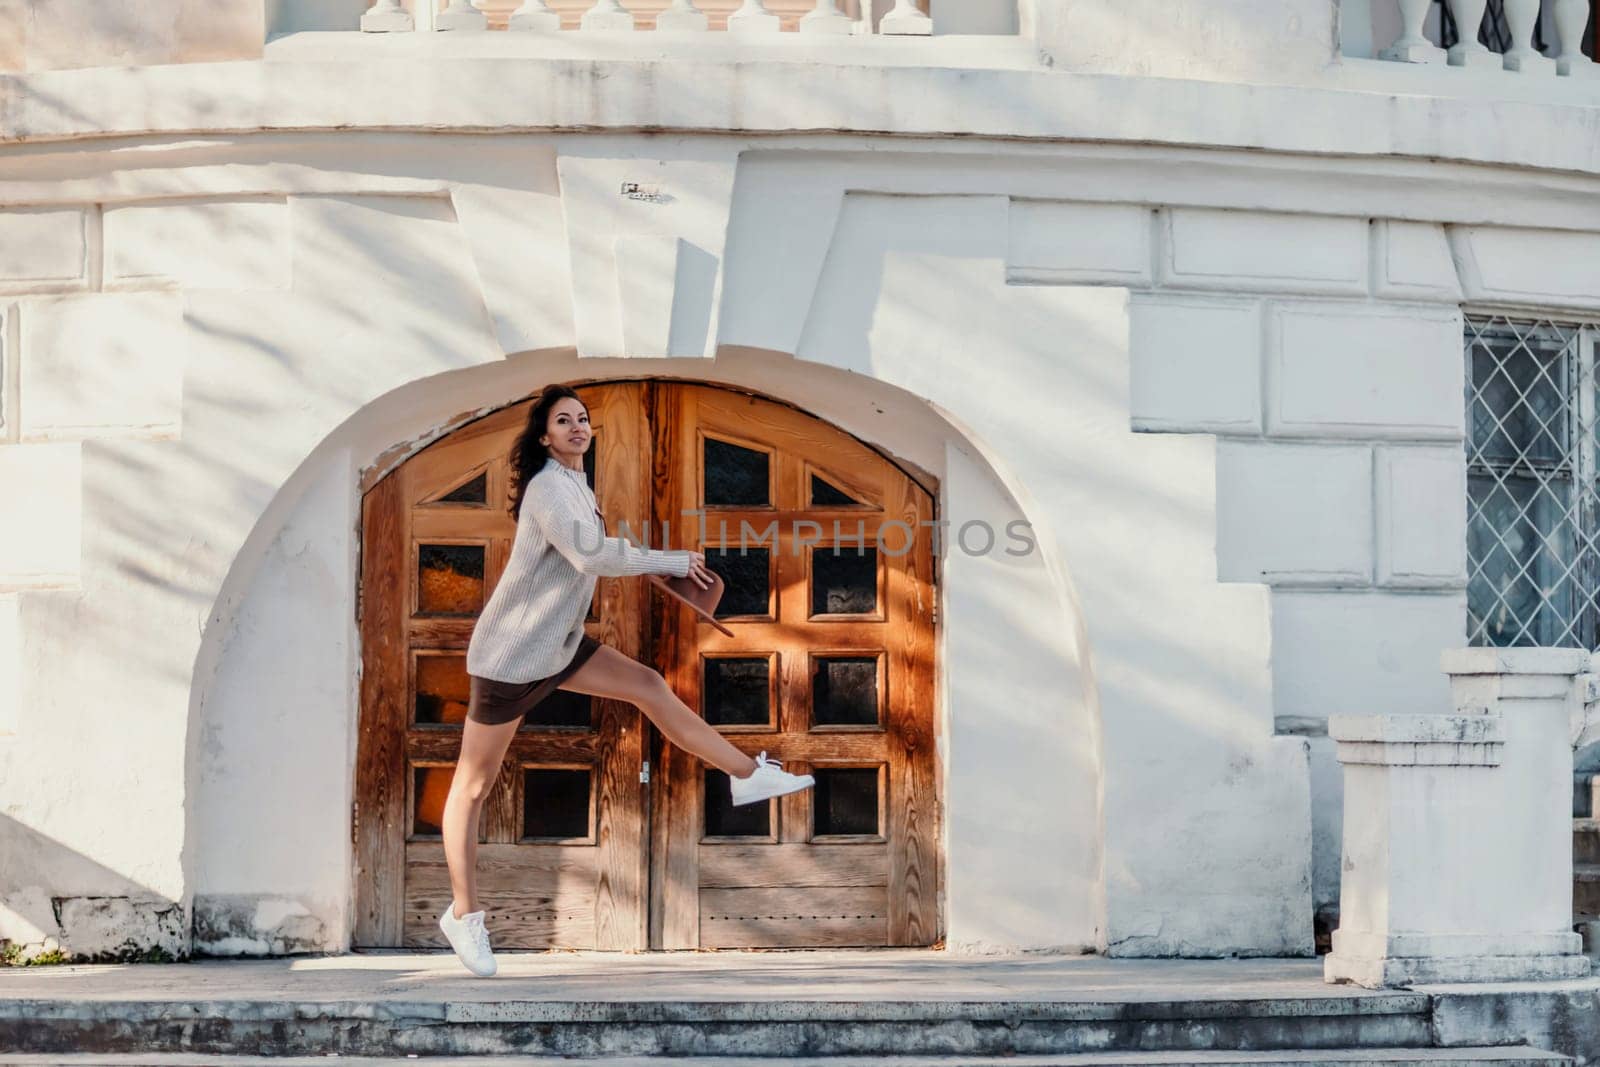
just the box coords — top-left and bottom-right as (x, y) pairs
(438, 904), (497, 977)
(730, 752), (815, 807)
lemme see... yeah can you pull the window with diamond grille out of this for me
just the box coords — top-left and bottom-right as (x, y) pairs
(1466, 316), (1600, 648)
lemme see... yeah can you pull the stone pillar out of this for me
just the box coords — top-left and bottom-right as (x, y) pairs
(1444, 0), (1503, 68)
(880, 0), (933, 34)
(800, 0), (854, 34)
(1501, 0), (1555, 72)
(580, 0), (635, 31)
(656, 0), (710, 31)
(1553, 0), (1596, 76)
(361, 0), (415, 32)
(726, 0), (781, 33)
(1379, 0), (1445, 62)
(508, 0), (561, 31)
(437, 0), (490, 30)
(1325, 648), (1591, 987)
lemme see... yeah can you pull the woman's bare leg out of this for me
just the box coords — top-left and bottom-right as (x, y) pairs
(441, 715), (520, 919)
(559, 645), (759, 778)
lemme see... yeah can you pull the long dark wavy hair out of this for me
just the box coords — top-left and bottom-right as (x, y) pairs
(508, 385), (587, 520)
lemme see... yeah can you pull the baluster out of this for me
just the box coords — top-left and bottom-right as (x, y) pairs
(726, 0), (780, 33)
(656, 0), (709, 31)
(581, 0), (634, 30)
(1553, 0), (1595, 76)
(437, 0), (488, 29)
(509, 0), (560, 29)
(1444, 0), (1501, 67)
(879, 0), (931, 35)
(361, 0), (414, 32)
(1380, 0), (1444, 62)
(800, 0), (853, 34)
(1501, 0), (1555, 71)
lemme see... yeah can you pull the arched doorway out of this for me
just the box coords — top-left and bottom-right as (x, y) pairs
(353, 380), (939, 950)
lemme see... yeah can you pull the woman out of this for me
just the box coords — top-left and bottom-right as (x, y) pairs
(437, 385), (813, 977)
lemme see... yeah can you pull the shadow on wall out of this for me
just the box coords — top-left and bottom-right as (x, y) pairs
(0, 814), (185, 961)
(777, 184), (1311, 954)
(0, 813), (333, 960)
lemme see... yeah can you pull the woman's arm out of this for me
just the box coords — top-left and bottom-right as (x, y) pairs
(532, 477), (693, 579)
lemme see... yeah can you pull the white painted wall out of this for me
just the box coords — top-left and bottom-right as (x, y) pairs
(190, 447), (358, 954)
(0, 0), (263, 72)
(3, 47), (1600, 955)
(941, 440), (1100, 952)
(738, 176), (1310, 955)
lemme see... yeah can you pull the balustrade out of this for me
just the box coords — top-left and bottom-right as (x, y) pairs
(362, 0), (932, 34)
(1371, 0), (1596, 74)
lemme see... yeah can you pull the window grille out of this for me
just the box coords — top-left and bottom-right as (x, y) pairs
(1466, 315), (1600, 648)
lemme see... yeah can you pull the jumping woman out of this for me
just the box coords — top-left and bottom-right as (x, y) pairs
(437, 385), (814, 977)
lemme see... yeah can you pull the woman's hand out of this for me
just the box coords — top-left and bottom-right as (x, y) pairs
(684, 551), (715, 590)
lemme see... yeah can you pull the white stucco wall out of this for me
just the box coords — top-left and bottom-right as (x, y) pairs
(3, 30), (1600, 957)
(190, 446), (358, 954)
(0, 0), (263, 72)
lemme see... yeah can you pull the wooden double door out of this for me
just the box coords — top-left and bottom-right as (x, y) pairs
(355, 381), (938, 950)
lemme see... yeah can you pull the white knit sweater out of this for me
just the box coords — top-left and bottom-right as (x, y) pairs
(466, 456), (693, 683)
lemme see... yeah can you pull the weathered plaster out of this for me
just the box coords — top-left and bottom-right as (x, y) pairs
(192, 894), (330, 956)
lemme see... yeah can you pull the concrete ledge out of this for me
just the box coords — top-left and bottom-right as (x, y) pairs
(0, 954), (1441, 1057)
(0, 50), (1597, 187)
(0, 992), (1432, 1026)
(0, 1051), (1576, 1067)
(1274, 715), (1329, 738)
(1332, 930), (1583, 959)
(1326, 953), (1592, 989)
(1329, 714), (1505, 746)
(1328, 714), (1504, 767)
(1440, 648), (1591, 676)
(0, 999), (1438, 1058)
(1430, 982), (1600, 1058)
(0, 1052), (1579, 1066)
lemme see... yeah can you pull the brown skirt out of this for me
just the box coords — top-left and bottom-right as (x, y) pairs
(467, 635), (603, 726)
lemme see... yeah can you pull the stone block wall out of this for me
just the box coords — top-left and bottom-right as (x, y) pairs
(1, 122), (1594, 960)
(0, 195), (296, 960)
(1091, 204), (1600, 929)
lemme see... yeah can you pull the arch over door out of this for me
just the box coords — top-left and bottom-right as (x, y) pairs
(651, 384), (939, 949)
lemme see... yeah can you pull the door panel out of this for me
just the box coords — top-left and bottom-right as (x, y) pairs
(650, 384), (939, 949)
(355, 383), (653, 950)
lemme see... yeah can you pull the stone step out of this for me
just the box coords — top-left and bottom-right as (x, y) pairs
(1578, 917), (1600, 961)
(1573, 819), (1600, 864)
(0, 1049), (1572, 1066)
(0, 993), (1440, 1058)
(1573, 774), (1595, 818)
(1573, 862), (1600, 916)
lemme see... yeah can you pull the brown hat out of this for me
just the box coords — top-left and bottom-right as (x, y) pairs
(648, 571), (735, 637)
